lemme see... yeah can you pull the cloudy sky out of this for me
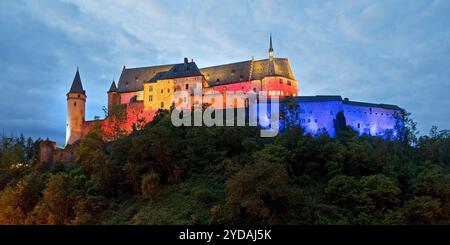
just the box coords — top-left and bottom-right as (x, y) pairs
(0, 0), (449, 145)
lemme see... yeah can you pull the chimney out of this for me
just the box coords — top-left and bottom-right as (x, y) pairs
(191, 59), (194, 62)
(184, 57), (188, 64)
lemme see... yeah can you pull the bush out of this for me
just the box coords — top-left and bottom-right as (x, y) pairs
(141, 171), (160, 201)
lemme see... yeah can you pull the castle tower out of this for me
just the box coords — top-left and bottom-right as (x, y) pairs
(107, 80), (120, 114)
(65, 68), (86, 145)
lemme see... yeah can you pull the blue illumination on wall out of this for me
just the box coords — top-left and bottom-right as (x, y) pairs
(278, 96), (403, 139)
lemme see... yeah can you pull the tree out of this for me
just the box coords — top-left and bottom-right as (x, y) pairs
(403, 196), (442, 224)
(225, 161), (297, 224)
(141, 171), (160, 201)
(42, 173), (75, 224)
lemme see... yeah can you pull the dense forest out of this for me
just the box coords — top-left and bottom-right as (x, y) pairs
(0, 108), (449, 225)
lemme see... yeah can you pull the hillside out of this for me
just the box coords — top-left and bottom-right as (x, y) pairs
(0, 111), (449, 225)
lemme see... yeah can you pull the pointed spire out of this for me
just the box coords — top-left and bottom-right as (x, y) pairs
(68, 68), (85, 95)
(269, 33), (274, 58)
(108, 80), (118, 93)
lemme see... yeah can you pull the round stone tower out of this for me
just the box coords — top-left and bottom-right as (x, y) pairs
(66, 68), (86, 145)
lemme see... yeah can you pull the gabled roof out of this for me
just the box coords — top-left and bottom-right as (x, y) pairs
(117, 64), (174, 92)
(116, 57), (296, 92)
(108, 80), (118, 93)
(147, 61), (202, 83)
(200, 58), (295, 86)
(68, 69), (85, 95)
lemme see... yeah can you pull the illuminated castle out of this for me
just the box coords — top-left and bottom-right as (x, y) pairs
(65, 35), (402, 145)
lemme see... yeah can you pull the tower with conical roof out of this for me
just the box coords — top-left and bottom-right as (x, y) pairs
(66, 68), (86, 145)
(107, 80), (120, 114)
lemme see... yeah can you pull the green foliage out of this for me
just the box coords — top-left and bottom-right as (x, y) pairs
(0, 112), (449, 225)
(141, 171), (160, 201)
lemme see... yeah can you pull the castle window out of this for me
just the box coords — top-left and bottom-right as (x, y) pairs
(74, 102), (77, 107)
(253, 88), (256, 92)
(240, 75), (244, 81)
(287, 80), (292, 86)
(357, 123), (361, 128)
(161, 101), (164, 108)
(308, 119), (311, 123)
(301, 119), (306, 123)
(185, 84), (189, 90)
(78, 94), (80, 98)
(149, 95), (153, 102)
(167, 89), (170, 93)
(149, 86), (153, 92)
(300, 109), (305, 114)
(161, 89), (163, 94)
(279, 78), (283, 84)
(333, 119), (336, 125)
(314, 119), (318, 123)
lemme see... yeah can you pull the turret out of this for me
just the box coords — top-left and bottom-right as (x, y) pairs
(268, 34), (275, 75)
(65, 68), (86, 145)
(269, 33), (274, 59)
(107, 80), (120, 114)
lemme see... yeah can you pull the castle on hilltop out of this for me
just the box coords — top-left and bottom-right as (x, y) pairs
(64, 35), (403, 146)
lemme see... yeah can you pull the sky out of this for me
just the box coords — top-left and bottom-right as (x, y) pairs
(0, 0), (449, 146)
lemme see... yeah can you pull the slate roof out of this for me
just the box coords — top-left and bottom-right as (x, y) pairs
(108, 81), (118, 93)
(147, 61), (202, 83)
(68, 70), (85, 95)
(117, 64), (174, 92)
(116, 57), (296, 92)
(200, 57), (295, 86)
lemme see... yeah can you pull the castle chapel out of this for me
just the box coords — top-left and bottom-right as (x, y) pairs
(65, 36), (402, 145)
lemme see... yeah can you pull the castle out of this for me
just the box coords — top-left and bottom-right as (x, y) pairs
(63, 35), (402, 146)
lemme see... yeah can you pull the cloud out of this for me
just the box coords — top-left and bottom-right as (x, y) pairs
(0, 0), (449, 144)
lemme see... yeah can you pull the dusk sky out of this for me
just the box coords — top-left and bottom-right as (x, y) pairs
(1, 0), (449, 146)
